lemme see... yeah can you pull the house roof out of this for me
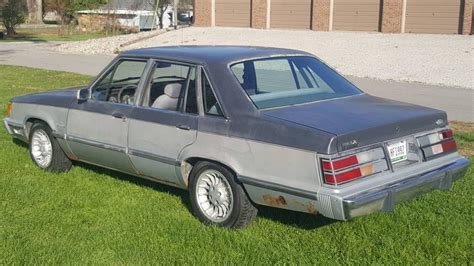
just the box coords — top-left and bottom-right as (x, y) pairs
(102, 0), (155, 11)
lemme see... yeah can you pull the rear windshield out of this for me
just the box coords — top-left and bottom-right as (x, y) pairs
(230, 56), (362, 109)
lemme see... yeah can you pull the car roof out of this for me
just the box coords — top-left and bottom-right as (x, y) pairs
(121, 45), (312, 65)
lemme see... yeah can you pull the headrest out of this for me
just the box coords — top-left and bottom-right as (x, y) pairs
(164, 83), (182, 98)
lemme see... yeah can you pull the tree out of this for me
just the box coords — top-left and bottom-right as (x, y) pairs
(43, 0), (108, 24)
(27, 0), (43, 24)
(0, 0), (28, 35)
(146, 0), (172, 29)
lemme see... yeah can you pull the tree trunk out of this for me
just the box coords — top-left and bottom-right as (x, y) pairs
(27, 0), (43, 24)
(6, 26), (16, 35)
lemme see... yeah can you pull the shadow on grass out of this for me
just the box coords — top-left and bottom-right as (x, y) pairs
(257, 206), (336, 230)
(0, 35), (48, 43)
(75, 162), (337, 230)
(12, 138), (336, 230)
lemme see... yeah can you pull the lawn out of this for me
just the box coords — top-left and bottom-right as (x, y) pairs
(0, 65), (473, 264)
(0, 27), (119, 42)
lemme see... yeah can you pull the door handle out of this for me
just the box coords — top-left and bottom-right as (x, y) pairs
(176, 124), (191, 131)
(112, 112), (126, 120)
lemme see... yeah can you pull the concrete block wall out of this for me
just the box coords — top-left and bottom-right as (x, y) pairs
(312, 0), (331, 31)
(194, 0), (212, 27)
(462, 0), (473, 35)
(381, 0), (403, 33)
(251, 0), (268, 29)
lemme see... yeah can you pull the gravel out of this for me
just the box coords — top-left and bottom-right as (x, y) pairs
(55, 30), (165, 55)
(55, 27), (474, 89)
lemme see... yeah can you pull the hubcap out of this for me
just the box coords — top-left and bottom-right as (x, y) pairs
(31, 129), (53, 168)
(196, 169), (233, 222)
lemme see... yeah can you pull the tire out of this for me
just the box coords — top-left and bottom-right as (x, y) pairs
(28, 122), (72, 173)
(189, 161), (258, 229)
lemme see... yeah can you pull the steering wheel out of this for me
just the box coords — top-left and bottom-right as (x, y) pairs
(117, 85), (138, 105)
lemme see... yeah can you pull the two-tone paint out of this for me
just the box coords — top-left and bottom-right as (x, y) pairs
(4, 46), (469, 220)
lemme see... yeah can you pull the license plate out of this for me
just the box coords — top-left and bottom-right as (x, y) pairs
(388, 141), (408, 164)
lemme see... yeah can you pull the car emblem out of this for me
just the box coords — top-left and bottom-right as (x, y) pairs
(436, 119), (445, 127)
(342, 139), (358, 150)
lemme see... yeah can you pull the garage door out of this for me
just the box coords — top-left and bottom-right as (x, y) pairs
(333, 0), (381, 31)
(405, 0), (461, 34)
(270, 0), (312, 29)
(215, 0), (251, 27)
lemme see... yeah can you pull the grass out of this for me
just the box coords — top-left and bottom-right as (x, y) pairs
(0, 65), (473, 264)
(0, 27), (119, 42)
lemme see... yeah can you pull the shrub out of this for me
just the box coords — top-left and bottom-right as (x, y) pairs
(0, 0), (28, 35)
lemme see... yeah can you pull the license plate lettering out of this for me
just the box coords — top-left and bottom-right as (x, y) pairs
(388, 141), (408, 164)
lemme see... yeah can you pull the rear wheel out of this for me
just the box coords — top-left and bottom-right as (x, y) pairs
(189, 161), (258, 229)
(29, 122), (72, 173)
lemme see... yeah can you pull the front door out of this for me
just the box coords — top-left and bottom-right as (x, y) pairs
(127, 61), (198, 187)
(67, 58), (149, 174)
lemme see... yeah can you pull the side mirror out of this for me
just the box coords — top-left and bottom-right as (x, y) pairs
(76, 88), (90, 101)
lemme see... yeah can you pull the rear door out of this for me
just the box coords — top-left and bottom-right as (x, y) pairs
(127, 60), (198, 187)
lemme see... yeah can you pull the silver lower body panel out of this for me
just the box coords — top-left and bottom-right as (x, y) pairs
(337, 156), (469, 220)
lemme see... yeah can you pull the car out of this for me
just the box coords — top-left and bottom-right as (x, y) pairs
(4, 46), (469, 229)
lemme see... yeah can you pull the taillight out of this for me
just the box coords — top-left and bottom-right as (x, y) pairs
(321, 148), (388, 185)
(322, 155), (358, 171)
(417, 129), (457, 160)
(440, 129), (453, 139)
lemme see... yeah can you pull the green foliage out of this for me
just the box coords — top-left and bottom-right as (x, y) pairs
(0, 0), (28, 35)
(0, 65), (473, 264)
(72, 0), (109, 11)
(44, 0), (109, 23)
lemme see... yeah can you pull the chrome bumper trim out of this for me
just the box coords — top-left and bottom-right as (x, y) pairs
(3, 119), (13, 134)
(3, 119), (27, 140)
(342, 157), (469, 220)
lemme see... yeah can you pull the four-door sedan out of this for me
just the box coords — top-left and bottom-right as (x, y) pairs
(4, 46), (469, 228)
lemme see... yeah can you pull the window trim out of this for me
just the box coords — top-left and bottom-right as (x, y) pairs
(228, 55), (364, 111)
(182, 67), (199, 115)
(88, 57), (151, 107)
(136, 58), (200, 116)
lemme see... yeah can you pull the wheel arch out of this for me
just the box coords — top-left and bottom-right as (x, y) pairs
(180, 156), (242, 188)
(24, 117), (53, 141)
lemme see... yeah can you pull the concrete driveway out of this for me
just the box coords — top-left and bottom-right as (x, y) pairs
(1, 42), (472, 122)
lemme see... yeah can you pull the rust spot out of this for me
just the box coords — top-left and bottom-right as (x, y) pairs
(306, 204), (318, 215)
(262, 195), (287, 206)
(291, 200), (318, 215)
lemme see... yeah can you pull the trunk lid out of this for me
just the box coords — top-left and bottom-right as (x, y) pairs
(263, 94), (447, 153)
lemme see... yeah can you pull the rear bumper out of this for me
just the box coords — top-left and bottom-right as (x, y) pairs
(338, 156), (469, 220)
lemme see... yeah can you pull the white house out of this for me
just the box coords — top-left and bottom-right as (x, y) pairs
(76, 0), (175, 31)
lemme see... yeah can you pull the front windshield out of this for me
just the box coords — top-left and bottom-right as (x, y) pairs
(230, 56), (362, 109)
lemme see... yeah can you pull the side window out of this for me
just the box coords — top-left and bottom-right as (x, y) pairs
(202, 71), (224, 117)
(146, 62), (194, 112)
(91, 60), (147, 104)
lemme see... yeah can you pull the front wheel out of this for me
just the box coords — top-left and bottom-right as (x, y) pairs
(29, 122), (72, 173)
(189, 161), (258, 229)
